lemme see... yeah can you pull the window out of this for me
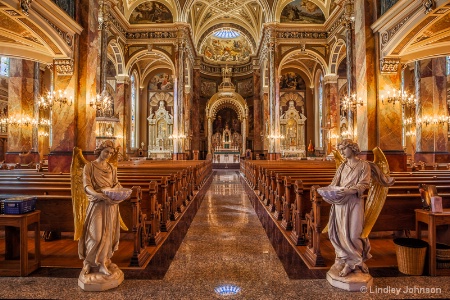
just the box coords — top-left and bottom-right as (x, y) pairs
(318, 73), (324, 148)
(447, 56), (450, 76)
(0, 57), (9, 77)
(130, 73), (137, 148)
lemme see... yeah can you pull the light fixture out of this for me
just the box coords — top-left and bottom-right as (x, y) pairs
(381, 88), (416, 108)
(341, 94), (363, 110)
(169, 133), (187, 140)
(267, 134), (285, 140)
(90, 93), (114, 118)
(38, 90), (73, 110)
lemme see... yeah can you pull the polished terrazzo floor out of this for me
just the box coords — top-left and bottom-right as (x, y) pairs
(1, 170), (450, 299)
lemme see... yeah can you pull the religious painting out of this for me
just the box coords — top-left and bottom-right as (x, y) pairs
(200, 80), (216, 97)
(148, 73), (174, 91)
(213, 108), (240, 134)
(129, 1), (173, 24)
(280, 72), (306, 90)
(280, 0), (325, 24)
(200, 34), (252, 64)
(237, 78), (253, 98)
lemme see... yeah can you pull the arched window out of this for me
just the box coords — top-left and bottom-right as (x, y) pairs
(0, 57), (9, 77)
(315, 70), (324, 149)
(130, 72), (139, 148)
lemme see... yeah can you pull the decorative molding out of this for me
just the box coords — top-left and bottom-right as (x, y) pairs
(20, 0), (32, 16)
(126, 31), (177, 40)
(276, 31), (327, 39)
(280, 46), (296, 56)
(380, 58), (400, 74)
(42, 16), (73, 47)
(422, 0), (435, 14)
(155, 45), (173, 55)
(380, 8), (418, 49)
(54, 58), (73, 75)
(4, 9), (20, 16)
(328, 13), (346, 34)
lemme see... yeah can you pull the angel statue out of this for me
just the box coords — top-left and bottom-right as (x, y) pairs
(319, 139), (394, 291)
(71, 140), (128, 291)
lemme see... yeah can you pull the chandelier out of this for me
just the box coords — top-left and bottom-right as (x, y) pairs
(90, 93), (114, 118)
(341, 94), (363, 110)
(38, 90), (73, 110)
(381, 88), (416, 108)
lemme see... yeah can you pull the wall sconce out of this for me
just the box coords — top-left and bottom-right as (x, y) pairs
(381, 88), (416, 108)
(404, 117), (415, 125)
(341, 94), (363, 110)
(417, 115), (449, 126)
(38, 90), (73, 110)
(2, 115), (37, 127)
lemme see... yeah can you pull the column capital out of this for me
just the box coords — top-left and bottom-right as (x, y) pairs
(115, 75), (129, 84)
(380, 58), (400, 74)
(323, 74), (339, 83)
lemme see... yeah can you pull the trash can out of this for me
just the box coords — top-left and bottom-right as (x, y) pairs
(394, 238), (428, 275)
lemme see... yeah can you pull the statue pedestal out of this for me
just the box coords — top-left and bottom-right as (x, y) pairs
(326, 265), (373, 292)
(78, 264), (124, 292)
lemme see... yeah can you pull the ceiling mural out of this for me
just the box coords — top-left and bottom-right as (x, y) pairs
(129, 1), (173, 24)
(200, 30), (252, 64)
(280, 0), (325, 24)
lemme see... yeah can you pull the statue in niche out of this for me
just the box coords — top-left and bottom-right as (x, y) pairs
(318, 140), (395, 291)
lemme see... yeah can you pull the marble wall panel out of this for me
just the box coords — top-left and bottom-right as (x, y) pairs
(7, 59), (35, 154)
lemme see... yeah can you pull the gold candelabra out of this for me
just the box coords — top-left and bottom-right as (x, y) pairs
(38, 90), (73, 110)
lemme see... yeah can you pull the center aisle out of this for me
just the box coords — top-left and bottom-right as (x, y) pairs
(163, 170), (290, 297)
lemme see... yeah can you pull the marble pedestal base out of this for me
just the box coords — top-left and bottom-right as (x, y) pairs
(326, 266), (373, 292)
(78, 264), (124, 292)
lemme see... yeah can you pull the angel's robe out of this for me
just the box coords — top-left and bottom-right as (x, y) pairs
(78, 161), (121, 268)
(326, 159), (371, 270)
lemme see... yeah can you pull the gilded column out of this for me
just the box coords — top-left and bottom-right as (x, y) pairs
(173, 36), (186, 160)
(6, 59), (39, 164)
(415, 58), (448, 163)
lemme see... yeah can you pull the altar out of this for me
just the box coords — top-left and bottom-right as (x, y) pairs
(213, 149), (240, 164)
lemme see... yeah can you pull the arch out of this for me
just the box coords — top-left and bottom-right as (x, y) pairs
(279, 49), (329, 76)
(107, 39), (125, 76)
(205, 91), (249, 155)
(125, 49), (175, 76)
(329, 38), (346, 75)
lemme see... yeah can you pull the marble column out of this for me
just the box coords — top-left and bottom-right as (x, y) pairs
(173, 39), (185, 160)
(323, 75), (339, 152)
(345, 20), (356, 140)
(192, 67), (201, 154)
(6, 59), (39, 164)
(268, 30), (281, 160)
(115, 75), (129, 153)
(47, 0), (99, 172)
(403, 64), (416, 158)
(415, 58), (449, 163)
(253, 65), (262, 153)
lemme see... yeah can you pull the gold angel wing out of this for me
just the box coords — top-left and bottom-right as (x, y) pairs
(107, 146), (128, 231)
(332, 149), (345, 169)
(70, 147), (89, 241)
(361, 147), (395, 238)
(322, 150), (345, 233)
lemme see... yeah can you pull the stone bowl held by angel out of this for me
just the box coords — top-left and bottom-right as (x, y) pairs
(102, 187), (132, 203)
(317, 186), (345, 202)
